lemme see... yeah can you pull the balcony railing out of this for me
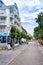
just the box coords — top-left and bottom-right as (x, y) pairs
(0, 13), (7, 17)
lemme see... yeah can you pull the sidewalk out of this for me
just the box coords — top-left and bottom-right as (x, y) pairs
(0, 44), (28, 65)
(37, 41), (43, 54)
(38, 45), (43, 54)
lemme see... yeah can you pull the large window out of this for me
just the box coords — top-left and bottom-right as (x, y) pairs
(10, 17), (13, 21)
(14, 15), (20, 21)
(14, 15), (17, 18)
(0, 25), (6, 32)
(10, 17), (13, 24)
(0, 17), (6, 23)
(10, 8), (13, 13)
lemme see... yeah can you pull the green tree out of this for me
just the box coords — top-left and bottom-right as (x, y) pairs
(35, 12), (43, 30)
(22, 27), (27, 34)
(10, 26), (16, 40)
(10, 26), (21, 44)
(34, 12), (43, 40)
(10, 26), (32, 45)
(34, 27), (41, 39)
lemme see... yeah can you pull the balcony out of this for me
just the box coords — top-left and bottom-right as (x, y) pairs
(10, 13), (14, 18)
(0, 25), (6, 33)
(0, 21), (6, 25)
(0, 17), (7, 25)
(14, 18), (20, 25)
(0, 13), (7, 17)
(14, 11), (19, 16)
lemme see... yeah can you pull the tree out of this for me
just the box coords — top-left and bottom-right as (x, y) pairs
(34, 27), (41, 39)
(16, 29), (21, 43)
(10, 26), (17, 48)
(22, 27), (27, 34)
(34, 12), (43, 40)
(10, 25), (32, 45)
(10, 26), (16, 40)
(35, 12), (43, 30)
(10, 26), (21, 44)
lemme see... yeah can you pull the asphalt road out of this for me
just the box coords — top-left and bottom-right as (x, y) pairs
(0, 44), (28, 65)
(8, 41), (43, 65)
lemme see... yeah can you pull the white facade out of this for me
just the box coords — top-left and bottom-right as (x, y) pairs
(0, 0), (22, 35)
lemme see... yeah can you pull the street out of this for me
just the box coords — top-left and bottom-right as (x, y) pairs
(0, 0), (43, 65)
(8, 41), (43, 65)
(0, 44), (28, 65)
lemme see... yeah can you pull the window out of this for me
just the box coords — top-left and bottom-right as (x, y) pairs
(0, 17), (6, 20)
(0, 25), (6, 30)
(15, 21), (16, 23)
(14, 21), (20, 26)
(10, 9), (13, 13)
(14, 15), (17, 18)
(10, 17), (13, 24)
(0, 17), (6, 24)
(10, 17), (13, 21)
(0, 25), (6, 33)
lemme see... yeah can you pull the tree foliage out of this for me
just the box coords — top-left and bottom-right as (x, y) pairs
(10, 26), (16, 39)
(34, 12), (43, 40)
(10, 26), (21, 39)
(36, 12), (43, 30)
(10, 26), (32, 43)
(22, 27), (27, 34)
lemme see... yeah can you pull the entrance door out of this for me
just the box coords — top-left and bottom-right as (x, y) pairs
(2, 37), (6, 43)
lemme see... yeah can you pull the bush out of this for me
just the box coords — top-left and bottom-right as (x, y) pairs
(41, 41), (43, 45)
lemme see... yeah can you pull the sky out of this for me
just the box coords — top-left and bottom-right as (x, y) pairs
(3, 0), (43, 35)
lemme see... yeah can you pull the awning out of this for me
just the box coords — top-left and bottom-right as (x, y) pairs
(0, 33), (10, 37)
(0, 34), (2, 37)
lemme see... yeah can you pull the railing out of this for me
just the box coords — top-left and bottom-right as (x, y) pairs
(0, 13), (7, 17)
(0, 20), (7, 25)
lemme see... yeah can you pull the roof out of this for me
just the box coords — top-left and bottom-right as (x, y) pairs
(0, 0), (6, 8)
(0, 0), (4, 4)
(0, 0), (18, 13)
(7, 5), (14, 11)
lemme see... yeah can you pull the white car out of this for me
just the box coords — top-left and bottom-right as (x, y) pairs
(21, 38), (26, 43)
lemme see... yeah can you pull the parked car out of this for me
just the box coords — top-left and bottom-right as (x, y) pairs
(20, 38), (26, 44)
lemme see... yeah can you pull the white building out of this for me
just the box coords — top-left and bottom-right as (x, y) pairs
(0, 0), (22, 43)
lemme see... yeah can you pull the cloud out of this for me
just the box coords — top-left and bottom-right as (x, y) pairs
(3, 0), (43, 35)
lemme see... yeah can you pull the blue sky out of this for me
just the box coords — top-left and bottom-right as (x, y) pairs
(3, 0), (43, 35)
